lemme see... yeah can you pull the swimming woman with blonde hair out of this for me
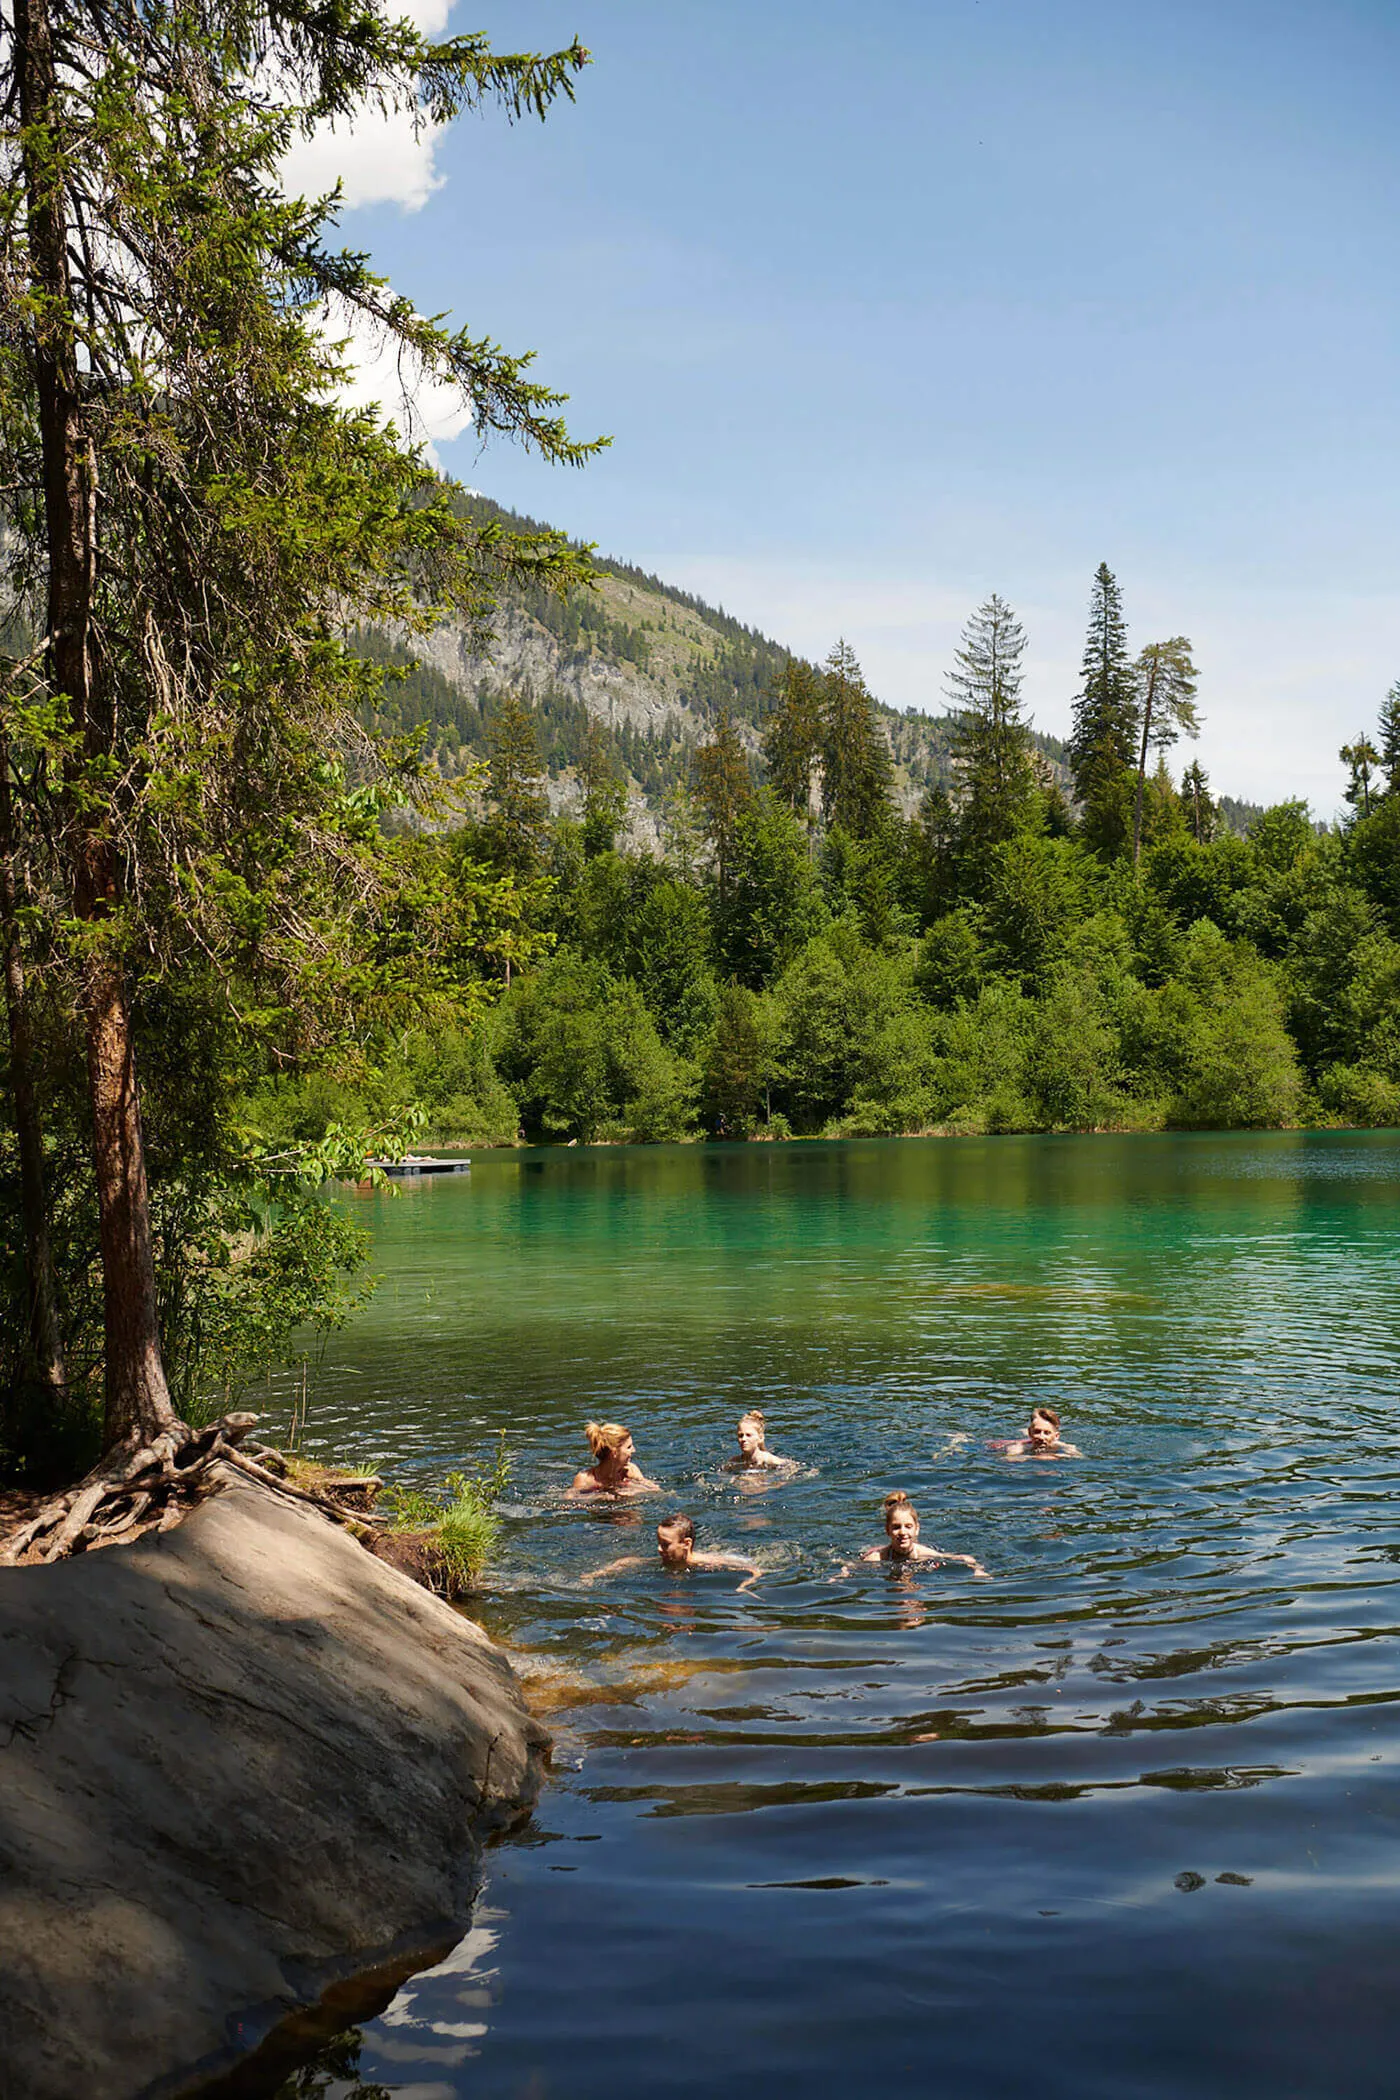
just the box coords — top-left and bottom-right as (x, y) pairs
(843, 1491), (990, 1577)
(725, 1409), (794, 1472)
(568, 1420), (660, 1498)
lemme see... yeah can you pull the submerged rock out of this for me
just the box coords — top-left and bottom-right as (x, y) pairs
(0, 1468), (549, 2100)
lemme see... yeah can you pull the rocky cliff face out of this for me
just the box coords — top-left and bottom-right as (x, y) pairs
(0, 1471), (548, 2100)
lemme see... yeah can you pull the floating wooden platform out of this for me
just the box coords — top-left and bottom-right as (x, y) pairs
(367, 1156), (471, 1178)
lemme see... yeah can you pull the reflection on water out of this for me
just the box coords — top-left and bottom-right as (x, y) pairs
(270, 1132), (1400, 2099)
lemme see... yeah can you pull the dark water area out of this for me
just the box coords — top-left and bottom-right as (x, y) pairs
(274, 1132), (1400, 2099)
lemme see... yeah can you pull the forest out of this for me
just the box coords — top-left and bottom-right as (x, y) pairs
(254, 567), (1400, 1158)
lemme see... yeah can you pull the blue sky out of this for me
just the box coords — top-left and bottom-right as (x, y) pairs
(303, 0), (1400, 813)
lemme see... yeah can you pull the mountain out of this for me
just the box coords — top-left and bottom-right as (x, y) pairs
(361, 493), (1257, 838)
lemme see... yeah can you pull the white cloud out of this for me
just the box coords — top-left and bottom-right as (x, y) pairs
(323, 298), (472, 466)
(278, 2), (457, 214)
(279, 6), (471, 462)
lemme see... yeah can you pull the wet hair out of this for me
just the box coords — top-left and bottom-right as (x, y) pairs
(658, 1513), (696, 1545)
(738, 1410), (766, 1433)
(1031, 1407), (1061, 1431)
(585, 1420), (631, 1460)
(883, 1491), (918, 1529)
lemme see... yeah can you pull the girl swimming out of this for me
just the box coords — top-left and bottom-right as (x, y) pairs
(568, 1420), (660, 1498)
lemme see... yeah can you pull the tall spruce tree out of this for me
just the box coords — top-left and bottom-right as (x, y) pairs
(761, 657), (823, 830)
(820, 640), (894, 839)
(0, 0), (600, 1458)
(694, 706), (753, 902)
(945, 593), (1037, 879)
(579, 717), (626, 856)
(1131, 637), (1200, 868)
(1341, 736), (1381, 817)
(485, 693), (549, 880)
(1180, 758), (1216, 844)
(1069, 563), (1139, 856)
(1377, 681), (1400, 799)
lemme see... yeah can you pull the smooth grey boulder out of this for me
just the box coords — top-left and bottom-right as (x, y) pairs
(0, 1469), (549, 2100)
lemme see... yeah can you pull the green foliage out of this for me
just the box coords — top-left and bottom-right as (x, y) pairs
(701, 983), (777, 1138)
(820, 642), (895, 839)
(716, 794), (827, 986)
(1070, 563), (1140, 855)
(762, 657), (824, 822)
(946, 592), (1039, 882)
(493, 952), (695, 1143)
(383, 1436), (511, 1591)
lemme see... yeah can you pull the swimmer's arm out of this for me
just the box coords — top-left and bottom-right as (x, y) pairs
(1059, 1441), (1082, 1458)
(833, 1549), (869, 1579)
(625, 1465), (662, 1492)
(567, 1470), (599, 1497)
(579, 1555), (645, 1583)
(691, 1548), (762, 1591)
(926, 1546), (992, 1578)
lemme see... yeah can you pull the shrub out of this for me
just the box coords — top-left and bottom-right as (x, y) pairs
(1318, 1064), (1400, 1127)
(382, 1436), (510, 1594)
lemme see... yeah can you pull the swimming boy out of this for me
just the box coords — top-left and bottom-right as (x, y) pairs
(726, 1410), (794, 1472)
(1000, 1407), (1081, 1461)
(843, 1491), (990, 1577)
(568, 1420), (661, 1498)
(583, 1513), (762, 1592)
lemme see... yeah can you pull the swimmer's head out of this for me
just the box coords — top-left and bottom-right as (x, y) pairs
(736, 1411), (767, 1460)
(585, 1420), (634, 1466)
(1028, 1407), (1060, 1449)
(883, 1491), (920, 1557)
(657, 1513), (696, 1566)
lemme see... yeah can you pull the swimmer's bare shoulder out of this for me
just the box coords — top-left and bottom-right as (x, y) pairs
(690, 1549), (763, 1591)
(580, 1555), (646, 1582)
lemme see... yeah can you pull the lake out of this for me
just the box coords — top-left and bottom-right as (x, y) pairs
(271, 1131), (1400, 2099)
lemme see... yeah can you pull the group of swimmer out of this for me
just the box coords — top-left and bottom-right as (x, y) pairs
(568, 1405), (1080, 1590)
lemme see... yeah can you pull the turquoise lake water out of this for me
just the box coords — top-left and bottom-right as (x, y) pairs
(269, 1131), (1400, 2099)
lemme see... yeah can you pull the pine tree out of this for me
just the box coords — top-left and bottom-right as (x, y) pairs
(1131, 638), (1200, 868)
(0, 1), (598, 1457)
(580, 717), (626, 857)
(945, 594), (1038, 878)
(694, 707), (754, 901)
(1341, 736), (1381, 817)
(1181, 759), (1216, 844)
(1377, 682), (1400, 799)
(1069, 564), (1139, 856)
(486, 694), (549, 878)
(820, 641), (894, 839)
(762, 657), (823, 826)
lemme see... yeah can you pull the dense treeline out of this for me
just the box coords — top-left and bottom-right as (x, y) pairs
(254, 572), (1400, 1154)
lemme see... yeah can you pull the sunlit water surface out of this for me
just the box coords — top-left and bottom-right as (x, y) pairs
(271, 1132), (1400, 2099)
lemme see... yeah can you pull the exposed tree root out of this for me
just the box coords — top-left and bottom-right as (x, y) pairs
(0, 1417), (385, 1567)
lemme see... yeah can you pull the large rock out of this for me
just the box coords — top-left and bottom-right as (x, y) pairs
(0, 1470), (549, 2100)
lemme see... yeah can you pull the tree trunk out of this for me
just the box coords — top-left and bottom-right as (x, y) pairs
(0, 722), (67, 1397)
(1131, 662), (1158, 872)
(18, 0), (178, 1452)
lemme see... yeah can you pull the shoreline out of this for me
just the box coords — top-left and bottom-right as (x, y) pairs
(397, 1115), (1389, 1158)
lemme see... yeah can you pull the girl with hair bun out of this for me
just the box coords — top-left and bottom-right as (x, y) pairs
(726, 1409), (795, 1472)
(568, 1420), (660, 1498)
(844, 1490), (990, 1576)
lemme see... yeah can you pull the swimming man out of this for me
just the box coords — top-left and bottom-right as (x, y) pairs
(583, 1513), (762, 1592)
